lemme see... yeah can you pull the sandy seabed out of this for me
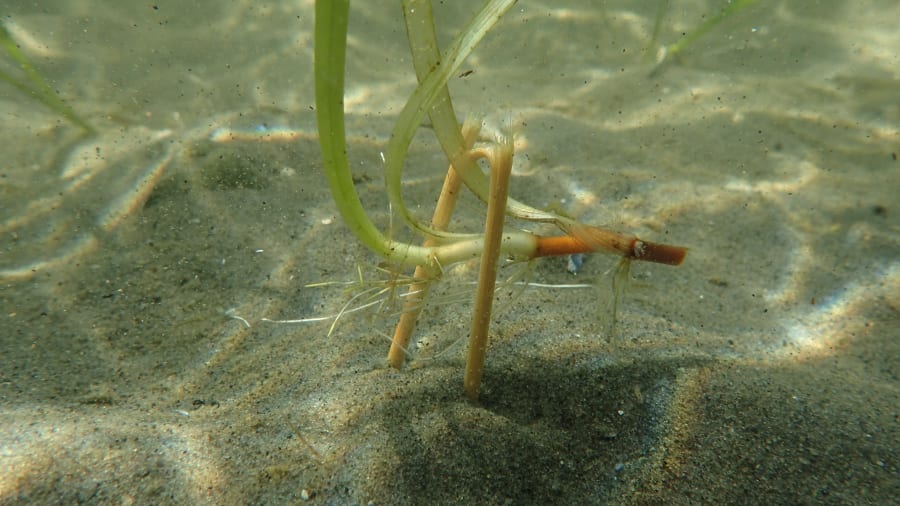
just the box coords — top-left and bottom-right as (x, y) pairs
(1, 1), (897, 504)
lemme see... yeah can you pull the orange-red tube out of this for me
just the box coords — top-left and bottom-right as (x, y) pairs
(533, 227), (687, 266)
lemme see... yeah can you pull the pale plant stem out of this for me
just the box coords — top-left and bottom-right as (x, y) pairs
(387, 120), (481, 369)
(464, 139), (514, 401)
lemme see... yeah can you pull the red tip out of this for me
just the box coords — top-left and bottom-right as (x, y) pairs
(629, 240), (687, 266)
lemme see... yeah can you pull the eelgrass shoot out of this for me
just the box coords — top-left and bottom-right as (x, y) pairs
(647, 0), (763, 69)
(314, 0), (687, 401)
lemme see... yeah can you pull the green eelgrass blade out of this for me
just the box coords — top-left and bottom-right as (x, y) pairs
(314, 0), (390, 257)
(0, 23), (94, 134)
(401, 0), (466, 181)
(643, 0), (671, 63)
(666, 0), (762, 59)
(387, 0), (555, 238)
(314, 0), (432, 267)
(392, 0), (573, 238)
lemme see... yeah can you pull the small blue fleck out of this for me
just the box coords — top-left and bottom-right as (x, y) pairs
(567, 254), (585, 274)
